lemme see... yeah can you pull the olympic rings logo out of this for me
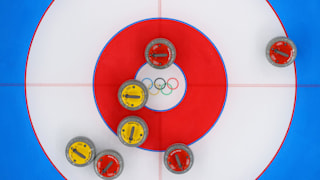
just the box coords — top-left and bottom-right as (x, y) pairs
(142, 78), (179, 96)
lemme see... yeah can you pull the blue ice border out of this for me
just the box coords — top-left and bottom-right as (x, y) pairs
(92, 17), (229, 152)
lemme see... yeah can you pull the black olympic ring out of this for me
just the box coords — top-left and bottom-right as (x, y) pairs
(154, 78), (166, 90)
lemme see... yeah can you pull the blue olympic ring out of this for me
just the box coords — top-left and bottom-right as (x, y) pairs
(141, 78), (153, 89)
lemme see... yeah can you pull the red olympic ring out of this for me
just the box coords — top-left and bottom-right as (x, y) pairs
(167, 78), (179, 90)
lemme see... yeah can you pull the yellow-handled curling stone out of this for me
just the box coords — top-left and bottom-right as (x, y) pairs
(117, 116), (149, 147)
(118, 80), (148, 111)
(65, 136), (96, 167)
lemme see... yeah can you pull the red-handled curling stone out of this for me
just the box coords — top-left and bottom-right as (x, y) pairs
(145, 38), (176, 69)
(94, 150), (124, 179)
(266, 36), (297, 67)
(164, 143), (194, 174)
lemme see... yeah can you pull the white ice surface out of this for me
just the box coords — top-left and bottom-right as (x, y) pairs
(26, 0), (296, 179)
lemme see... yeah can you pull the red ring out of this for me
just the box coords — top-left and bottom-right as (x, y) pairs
(167, 77), (179, 90)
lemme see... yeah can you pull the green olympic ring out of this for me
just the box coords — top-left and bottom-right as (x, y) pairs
(148, 83), (173, 96)
(149, 83), (173, 96)
(160, 83), (173, 96)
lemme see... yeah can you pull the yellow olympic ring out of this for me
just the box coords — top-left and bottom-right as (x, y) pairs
(148, 84), (160, 96)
